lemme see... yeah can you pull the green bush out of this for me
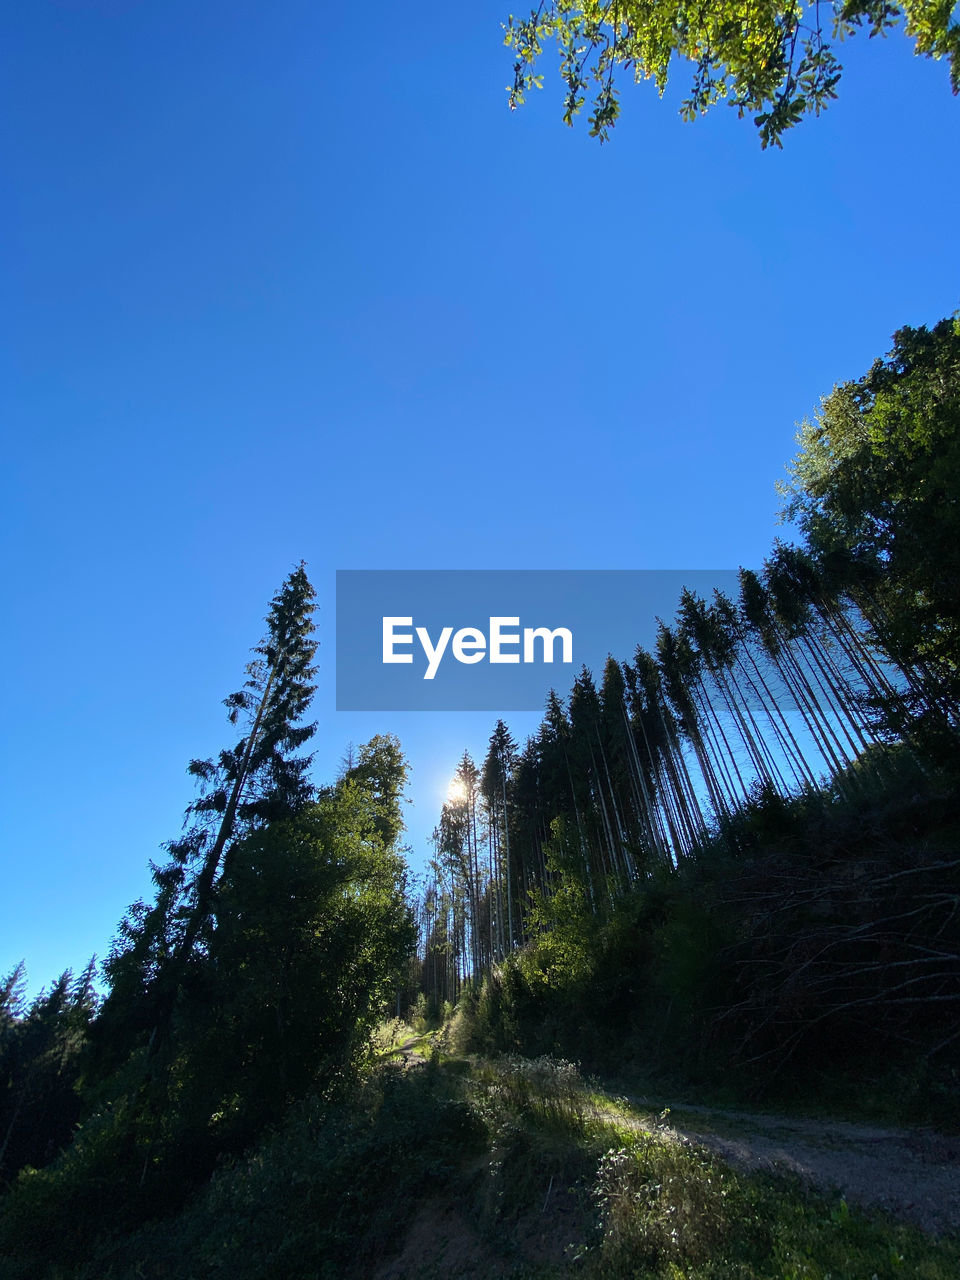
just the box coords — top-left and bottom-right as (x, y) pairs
(593, 1136), (741, 1274)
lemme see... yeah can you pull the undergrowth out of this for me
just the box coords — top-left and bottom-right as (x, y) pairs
(1, 1053), (957, 1279)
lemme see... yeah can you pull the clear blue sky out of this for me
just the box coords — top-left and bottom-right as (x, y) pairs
(2, 2), (958, 995)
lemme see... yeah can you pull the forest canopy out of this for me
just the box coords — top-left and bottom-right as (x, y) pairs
(780, 315), (960, 693)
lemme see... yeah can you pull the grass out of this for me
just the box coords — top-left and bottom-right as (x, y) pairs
(372, 1017), (444, 1065)
(459, 1057), (960, 1280)
(590, 1050), (960, 1135)
(2, 1050), (957, 1279)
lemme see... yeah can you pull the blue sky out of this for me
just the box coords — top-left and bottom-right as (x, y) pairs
(2, 1), (958, 995)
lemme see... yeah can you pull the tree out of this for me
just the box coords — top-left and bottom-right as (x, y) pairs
(437, 754), (487, 979)
(0, 962), (97, 1184)
(482, 719), (519, 953)
(97, 563), (319, 1065)
(780, 316), (960, 746)
(338, 733), (409, 848)
(162, 757), (416, 1155)
(505, 1), (960, 147)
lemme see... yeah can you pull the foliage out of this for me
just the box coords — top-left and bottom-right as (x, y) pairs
(412, 314), (960, 1126)
(505, 1), (960, 146)
(0, 1062), (484, 1280)
(162, 777), (417, 1155)
(781, 316), (960, 745)
(524, 818), (597, 988)
(593, 1136), (738, 1273)
(580, 1114), (960, 1278)
(96, 563), (320, 1070)
(0, 963), (97, 1187)
(338, 732), (410, 847)
(0, 569), (422, 1268)
(455, 756), (960, 1118)
(476, 1053), (587, 1133)
(4, 1053), (958, 1279)
(0, 769), (417, 1270)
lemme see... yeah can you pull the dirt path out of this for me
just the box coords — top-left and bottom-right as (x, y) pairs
(384, 1034), (431, 1067)
(377, 1040), (960, 1238)
(619, 1095), (960, 1236)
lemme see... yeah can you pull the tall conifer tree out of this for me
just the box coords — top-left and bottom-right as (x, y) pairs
(100, 564), (318, 1057)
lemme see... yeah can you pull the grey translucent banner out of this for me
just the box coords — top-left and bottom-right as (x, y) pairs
(336, 569), (738, 711)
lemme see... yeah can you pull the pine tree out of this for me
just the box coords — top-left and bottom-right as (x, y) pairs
(481, 720), (518, 955)
(172, 748), (415, 1150)
(0, 962), (97, 1182)
(98, 563), (318, 1062)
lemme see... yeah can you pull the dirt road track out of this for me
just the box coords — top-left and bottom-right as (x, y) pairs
(638, 1098), (960, 1236)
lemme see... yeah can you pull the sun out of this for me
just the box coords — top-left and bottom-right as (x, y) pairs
(446, 775), (469, 805)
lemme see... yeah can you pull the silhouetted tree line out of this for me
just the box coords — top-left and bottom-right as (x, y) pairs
(0, 566), (414, 1270)
(411, 318), (960, 1075)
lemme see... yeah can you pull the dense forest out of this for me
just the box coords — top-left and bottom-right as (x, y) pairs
(406, 319), (960, 1097)
(0, 567), (416, 1275)
(2, 316), (959, 1277)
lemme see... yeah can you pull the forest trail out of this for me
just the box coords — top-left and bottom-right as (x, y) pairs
(615, 1093), (960, 1236)
(376, 1033), (960, 1238)
(381, 1032), (432, 1067)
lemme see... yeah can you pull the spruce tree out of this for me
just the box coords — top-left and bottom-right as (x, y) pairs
(99, 563), (318, 1061)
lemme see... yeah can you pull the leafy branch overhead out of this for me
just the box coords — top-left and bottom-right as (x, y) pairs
(504, 1), (960, 146)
